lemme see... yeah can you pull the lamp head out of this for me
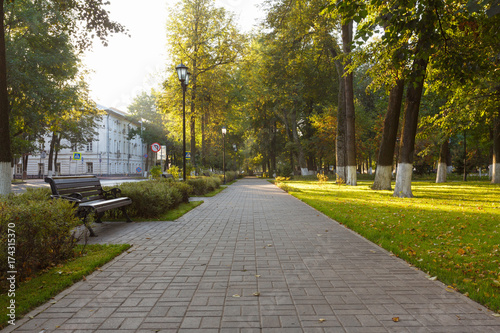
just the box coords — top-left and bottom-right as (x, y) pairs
(176, 63), (189, 82)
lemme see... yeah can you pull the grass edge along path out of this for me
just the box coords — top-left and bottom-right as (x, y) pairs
(274, 179), (500, 314)
(0, 244), (131, 329)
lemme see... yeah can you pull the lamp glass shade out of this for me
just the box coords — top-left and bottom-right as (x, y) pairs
(222, 126), (227, 135)
(185, 72), (191, 86)
(176, 63), (188, 81)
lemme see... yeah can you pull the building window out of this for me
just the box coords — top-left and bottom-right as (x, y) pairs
(87, 162), (93, 174)
(86, 141), (93, 151)
(16, 164), (22, 174)
(56, 163), (61, 175)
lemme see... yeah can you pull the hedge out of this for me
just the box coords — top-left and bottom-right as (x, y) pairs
(187, 176), (222, 196)
(110, 179), (192, 219)
(0, 191), (80, 291)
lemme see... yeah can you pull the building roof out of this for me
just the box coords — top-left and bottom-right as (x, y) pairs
(96, 104), (141, 126)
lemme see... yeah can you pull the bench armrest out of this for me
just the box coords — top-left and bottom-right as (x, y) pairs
(103, 188), (122, 199)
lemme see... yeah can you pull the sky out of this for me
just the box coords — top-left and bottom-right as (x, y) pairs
(82, 0), (266, 112)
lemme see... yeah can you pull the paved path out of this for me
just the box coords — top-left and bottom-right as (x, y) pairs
(5, 178), (500, 332)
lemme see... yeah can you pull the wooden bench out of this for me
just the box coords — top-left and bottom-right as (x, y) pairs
(45, 176), (132, 237)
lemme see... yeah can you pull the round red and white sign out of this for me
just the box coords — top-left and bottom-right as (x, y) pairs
(151, 142), (161, 153)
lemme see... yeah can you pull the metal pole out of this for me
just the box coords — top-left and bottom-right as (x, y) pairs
(182, 84), (187, 182)
(223, 132), (226, 184)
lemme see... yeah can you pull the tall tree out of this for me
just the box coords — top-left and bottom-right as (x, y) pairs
(0, 0), (10, 195)
(166, 0), (243, 169)
(0, 0), (126, 196)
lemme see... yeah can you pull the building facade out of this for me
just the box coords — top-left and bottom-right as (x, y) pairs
(15, 105), (146, 178)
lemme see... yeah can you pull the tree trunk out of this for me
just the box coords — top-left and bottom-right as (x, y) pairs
(201, 111), (206, 166)
(334, 59), (347, 183)
(22, 154), (29, 180)
(492, 109), (500, 184)
(290, 107), (306, 170)
(372, 79), (404, 190)
(394, 55), (429, 198)
(54, 139), (59, 175)
(436, 138), (449, 183)
(0, 0), (12, 195)
(463, 130), (467, 181)
(343, 21), (357, 186)
(48, 132), (57, 177)
(190, 112), (196, 168)
(271, 121), (277, 175)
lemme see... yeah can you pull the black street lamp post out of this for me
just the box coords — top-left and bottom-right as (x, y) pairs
(176, 63), (190, 181)
(222, 126), (226, 184)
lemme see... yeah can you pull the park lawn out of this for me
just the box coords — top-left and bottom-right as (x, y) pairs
(276, 179), (500, 313)
(0, 244), (131, 329)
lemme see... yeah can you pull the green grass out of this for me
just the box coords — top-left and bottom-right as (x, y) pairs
(0, 244), (130, 329)
(276, 179), (500, 313)
(160, 201), (203, 220)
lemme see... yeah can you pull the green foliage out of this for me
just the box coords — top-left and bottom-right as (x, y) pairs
(186, 176), (222, 196)
(149, 165), (162, 179)
(0, 196), (80, 289)
(115, 180), (191, 219)
(168, 165), (181, 181)
(219, 171), (239, 183)
(317, 173), (329, 184)
(277, 164), (293, 178)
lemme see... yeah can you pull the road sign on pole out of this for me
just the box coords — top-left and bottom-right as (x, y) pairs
(185, 151), (191, 160)
(151, 142), (161, 153)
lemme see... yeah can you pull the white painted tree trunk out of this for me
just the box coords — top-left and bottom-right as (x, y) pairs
(489, 164), (493, 180)
(492, 163), (500, 184)
(0, 162), (11, 196)
(394, 163), (413, 198)
(372, 165), (393, 190)
(435, 162), (447, 183)
(336, 166), (346, 183)
(346, 166), (357, 186)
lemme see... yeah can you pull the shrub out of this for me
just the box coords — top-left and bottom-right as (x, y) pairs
(275, 176), (291, 181)
(114, 180), (191, 219)
(187, 176), (222, 196)
(168, 165), (180, 181)
(0, 197), (81, 290)
(149, 165), (162, 179)
(317, 173), (329, 184)
(277, 164), (293, 178)
(219, 171), (239, 183)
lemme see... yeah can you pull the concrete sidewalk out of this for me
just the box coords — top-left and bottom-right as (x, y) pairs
(5, 178), (500, 332)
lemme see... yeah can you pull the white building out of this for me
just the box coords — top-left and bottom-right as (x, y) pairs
(15, 105), (146, 178)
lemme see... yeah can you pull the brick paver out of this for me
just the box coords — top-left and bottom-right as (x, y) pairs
(4, 178), (500, 332)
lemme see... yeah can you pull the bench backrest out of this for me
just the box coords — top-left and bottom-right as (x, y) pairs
(45, 176), (105, 202)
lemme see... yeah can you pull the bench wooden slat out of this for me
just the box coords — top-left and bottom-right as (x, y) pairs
(58, 189), (103, 197)
(53, 181), (102, 189)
